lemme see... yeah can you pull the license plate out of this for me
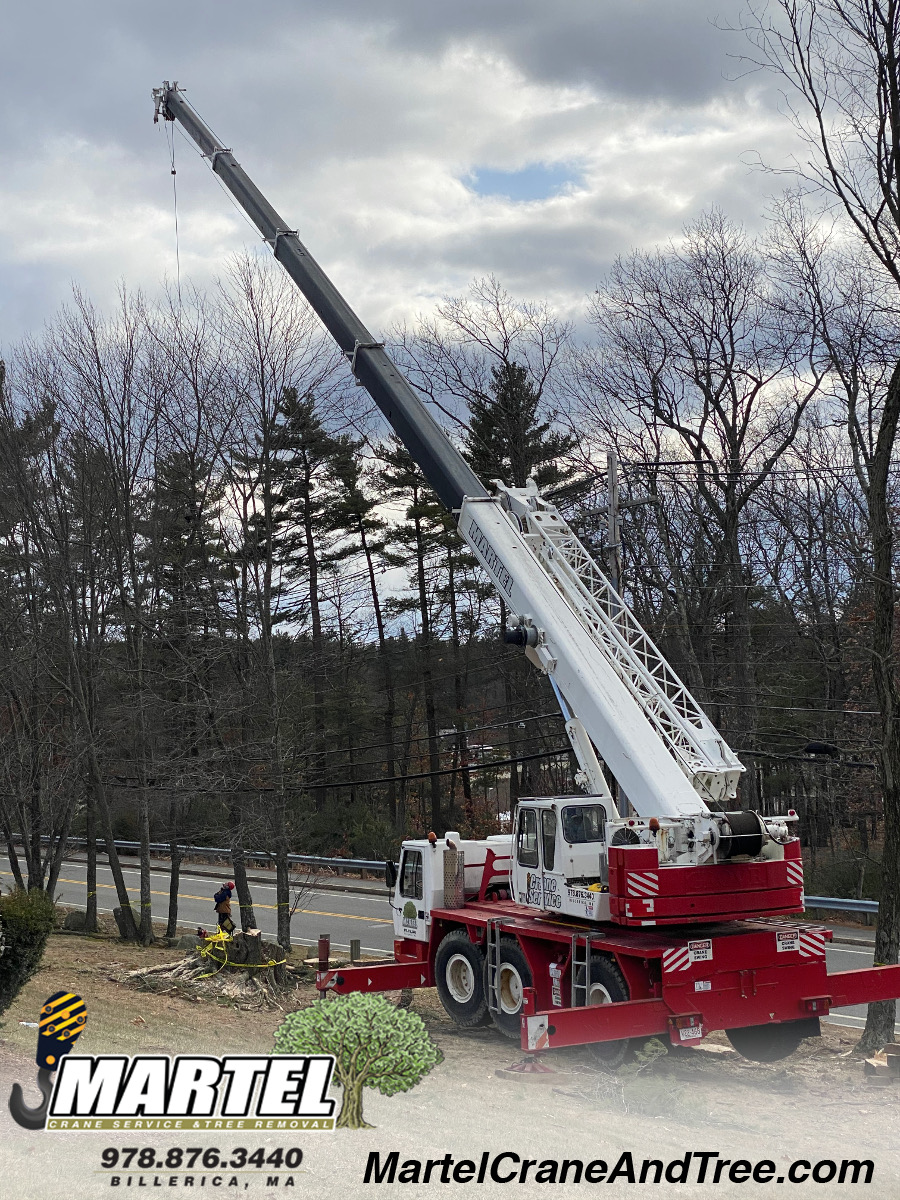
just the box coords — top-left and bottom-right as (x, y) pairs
(679, 1025), (703, 1041)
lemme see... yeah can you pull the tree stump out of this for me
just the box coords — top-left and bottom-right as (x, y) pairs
(246, 930), (262, 967)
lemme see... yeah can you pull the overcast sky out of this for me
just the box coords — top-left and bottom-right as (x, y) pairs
(0, 2), (801, 348)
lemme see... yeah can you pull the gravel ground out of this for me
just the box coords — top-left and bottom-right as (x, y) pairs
(0, 932), (897, 1199)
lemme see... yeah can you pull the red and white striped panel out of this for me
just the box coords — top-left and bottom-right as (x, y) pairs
(662, 946), (691, 973)
(785, 860), (805, 888)
(626, 871), (659, 898)
(799, 929), (826, 958)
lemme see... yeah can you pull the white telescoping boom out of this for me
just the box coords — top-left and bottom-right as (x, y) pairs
(153, 82), (785, 869)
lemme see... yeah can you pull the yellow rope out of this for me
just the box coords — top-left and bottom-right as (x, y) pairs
(197, 931), (286, 977)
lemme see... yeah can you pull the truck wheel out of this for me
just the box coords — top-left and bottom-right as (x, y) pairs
(576, 955), (635, 1071)
(726, 1018), (820, 1062)
(435, 930), (490, 1028)
(485, 937), (533, 1038)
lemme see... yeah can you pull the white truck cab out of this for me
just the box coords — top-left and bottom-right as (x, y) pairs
(391, 797), (613, 937)
(391, 831), (513, 941)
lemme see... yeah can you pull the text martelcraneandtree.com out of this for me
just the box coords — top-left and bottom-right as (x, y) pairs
(363, 1151), (875, 1186)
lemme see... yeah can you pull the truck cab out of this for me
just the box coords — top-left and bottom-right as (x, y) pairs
(390, 799), (614, 939)
(510, 797), (612, 922)
(391, 831), (513, 941)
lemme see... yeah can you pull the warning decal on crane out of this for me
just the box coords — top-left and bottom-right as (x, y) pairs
(626, 871), (659, 898)
(466, 520), (514, 597)
(662, 939), (713, 972)
(775, 928), (826, 957)
(785, 860), (805, 887)
(799, 930), (826, 957)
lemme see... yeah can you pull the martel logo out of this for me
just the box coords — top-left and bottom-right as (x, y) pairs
(40, 1054), (336, 1131)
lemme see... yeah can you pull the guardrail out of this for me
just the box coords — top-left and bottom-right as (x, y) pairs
(8, 835), (882, 910)
(14, 835), (388, 876)
(804, 895), (879, 914)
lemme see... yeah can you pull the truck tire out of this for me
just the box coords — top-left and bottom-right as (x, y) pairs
(435, 930), (490, 1028)
(485, 936), (533, 1038)
(576, 955), (636, 1071)
(726, 1018), (820, 1062)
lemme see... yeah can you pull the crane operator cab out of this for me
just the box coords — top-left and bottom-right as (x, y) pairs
(511, 796), (612, 922)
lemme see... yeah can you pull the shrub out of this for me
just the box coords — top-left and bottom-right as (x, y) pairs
(0, 889), (56, 1018)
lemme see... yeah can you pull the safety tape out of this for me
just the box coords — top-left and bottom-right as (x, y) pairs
(196, 931), (286, 977)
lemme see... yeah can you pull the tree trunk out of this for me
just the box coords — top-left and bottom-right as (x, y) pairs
(85, 746), (139, 940)
(230, 834), (257, 932)
(336, 1078), (373, 1129)
(860, 360), (900, 1051)
(413, 508), (443, 831)
(84, 790), (98, 933)
(166, 838), (182, 939)
(275, 845), (292, 953)
(446, 544), (472, 831)
(2, 819), (25, 890)
(27, 741), (42, 889)
(64, 645), (139, 939)
(46, 800), (74, 899)
(724, 504), (758, 805)
(303, 499), (327, 813)
(138, 782), (154, 945)
(360, 522), (398, 831)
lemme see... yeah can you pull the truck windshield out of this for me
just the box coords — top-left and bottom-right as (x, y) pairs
(562, 804), (606, 844)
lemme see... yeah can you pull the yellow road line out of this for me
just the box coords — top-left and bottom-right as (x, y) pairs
(0, 871), (388, 923)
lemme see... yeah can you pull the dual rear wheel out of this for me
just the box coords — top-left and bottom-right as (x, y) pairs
(435, 930), (816, 1066)
(435, 931), (635, 1069)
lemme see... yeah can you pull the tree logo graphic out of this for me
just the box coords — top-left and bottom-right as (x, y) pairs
(273, 993), (442, 1129)
(401, 900), (418, 933)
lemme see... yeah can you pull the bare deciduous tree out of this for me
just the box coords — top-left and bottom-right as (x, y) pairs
(741, 0), (900, 1048)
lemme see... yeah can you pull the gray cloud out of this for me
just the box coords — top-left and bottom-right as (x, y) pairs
(0, 2), (796, 347)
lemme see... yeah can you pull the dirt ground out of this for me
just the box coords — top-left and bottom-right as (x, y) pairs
(0, 931), (897, 1198)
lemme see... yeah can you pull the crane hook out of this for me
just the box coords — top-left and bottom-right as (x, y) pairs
(9, 1068), (54, 1130)
(7, 991), (87, 1130)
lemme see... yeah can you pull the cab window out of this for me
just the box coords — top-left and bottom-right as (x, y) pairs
(562, 804), (607, 844)
(516, 808), (539, 868)
(541, 809), (557, 871)
(400, 849), (423, 899)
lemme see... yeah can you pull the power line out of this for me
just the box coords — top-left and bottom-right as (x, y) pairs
(103, 745), (575, 795)
(319, 709), (561, 764)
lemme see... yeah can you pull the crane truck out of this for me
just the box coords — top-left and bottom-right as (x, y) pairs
(153, 82), (900, 1067)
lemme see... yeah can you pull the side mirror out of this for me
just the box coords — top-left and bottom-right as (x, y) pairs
(385, 860), (398, 891)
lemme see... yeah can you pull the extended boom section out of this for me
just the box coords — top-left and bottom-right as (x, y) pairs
(152, 84), (486, 515)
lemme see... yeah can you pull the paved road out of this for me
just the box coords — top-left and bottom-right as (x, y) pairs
(3, 859), (395, 956)
(5, 857), (897, 1035)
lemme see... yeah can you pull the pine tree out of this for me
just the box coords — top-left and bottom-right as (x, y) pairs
(271, 388), (362, 813)
(464, 361), (582, 808)
(328, 453), (402, 831)
(146, 448), (229, 936)
(377, 439), (448, 832)
(464, 361), (578, 491)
